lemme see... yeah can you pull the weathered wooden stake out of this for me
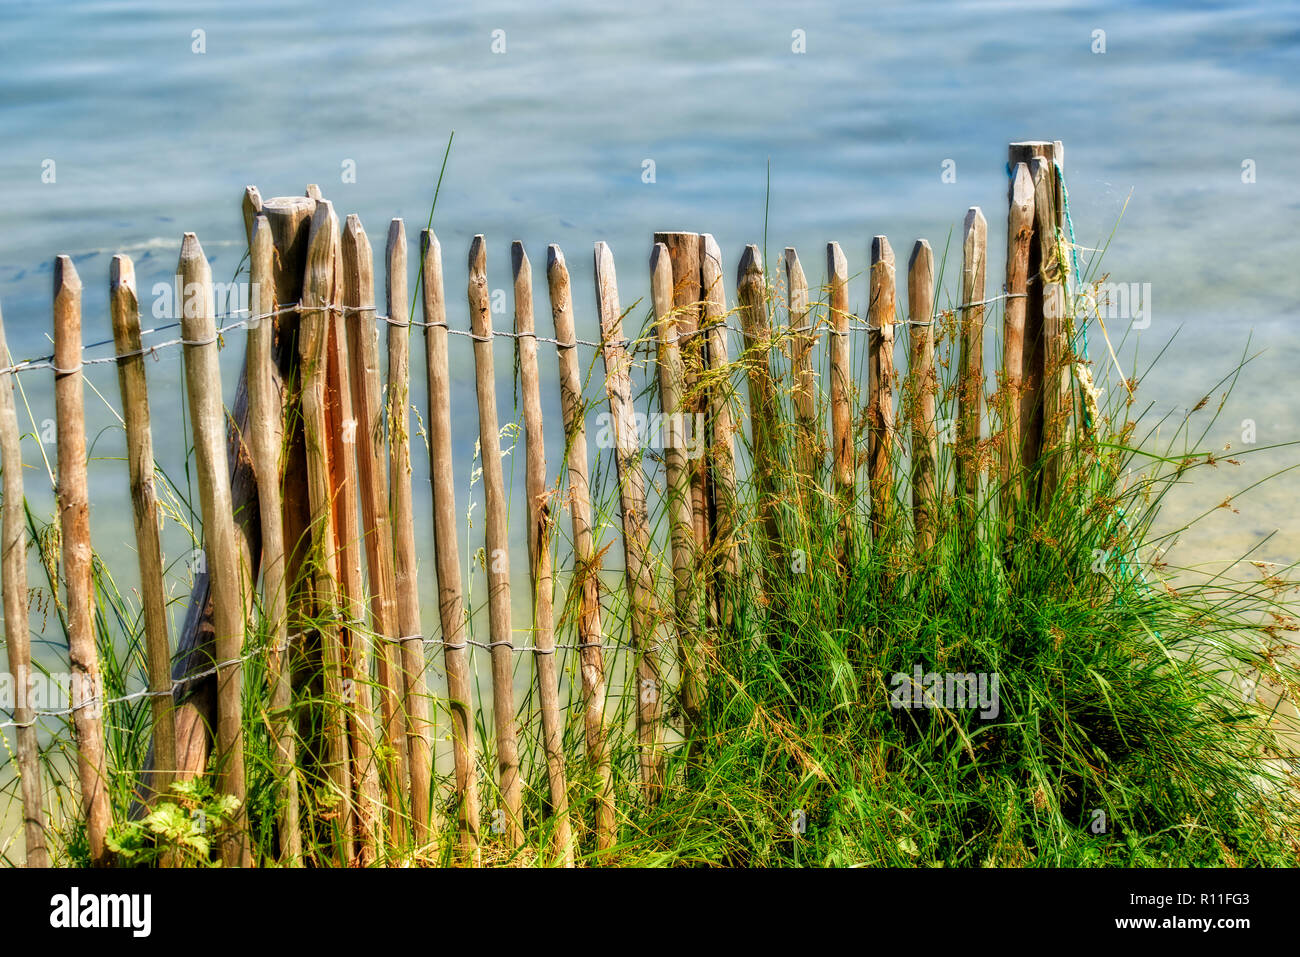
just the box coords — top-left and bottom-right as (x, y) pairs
(652, 242), (703, 744)
(247, 216), (301, 865)
(1032, 158), (1070, 508)
(513, 241), (574, 866)
(468, 235), (523, 847)
(546, 244), (615, 850)
(867, 237), (898, 543)
(784, 247), (819, 506)
(177, 236), (251, 866)
(300, 204), (355, 853)
(109, 255), (177, 806)
(385, 220), (434, 845)
(700, 235), (738, 627)
(907, 240), (938, 553)
(0, 300), (50, 867)
(594, 241), (665, 797)
(737, 246), (781, 568)
(422, 230), (481, 860)
(826, 242), (854, 567)
(957, 208), (987, 544)
(1001, 163), (1035, 534)
(343, 214), (408, 845)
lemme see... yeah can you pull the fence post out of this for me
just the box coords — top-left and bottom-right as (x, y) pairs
(468, 235), (524, 848)
(343, 214), (408, 845)
(784, 247), (819, 509)
(652, 232), (709, 564)
(0, 299), (50, 867)
(177, 236), (251, 866)
(513, 241), (574, 866)
(737, 245), (781, 574)
(1000, 163), (1034, 536)
(109, 255), (178, 807)
(867, 236), (898, 544)
(594, 241), (665, 798)
(652, 242), (703, 747)
(422, 230), (481, 861)
(826, 242), (854, 568)
(957, 209), (987, 546)
(546, 244), (615, 850)
(385, 219), (435, 846)
(907, 241), (938, 553)
(300, 204), (355, 855)
(53, 256), (112, 866)
(247, 217), (301, 865)
(700, 235), (738, 628)
(1032, 158), (1069, 509)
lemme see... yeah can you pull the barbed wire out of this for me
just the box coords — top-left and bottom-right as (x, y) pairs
(0, 621), (658, 731)
(0, 289), (1032, 378)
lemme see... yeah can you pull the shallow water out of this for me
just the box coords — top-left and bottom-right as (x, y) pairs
(2, 0), (1299, 851)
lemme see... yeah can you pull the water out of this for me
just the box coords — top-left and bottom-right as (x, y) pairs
(2, 0), (1298, 849)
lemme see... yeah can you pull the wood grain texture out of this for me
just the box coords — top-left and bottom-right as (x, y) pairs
(0, 298), (50, 867)
(110, 254), (177, 806)
(652, 242), (703, 745)
(737, 245), (781, 570)
(422, 229), (481, 861)
(546, 244), (614, 850)
(385, 219), (434, 845)
(907, 240), (938, 553)
(826, 242), (854, 566)
(594, 241), (665, 797)
(513, 241), (574, 865)
(300, 203), (355, 853)
(1000, 163), (1035, 535)
(178, 235), (251, 866)
(867, 236), (898, 544)
(343, 214), (407, 848)
(700, 234), (738, 628)
(957, 208), (987, 543)
(784, 246), (819, 505)
(247, 216), (300, 864)
(468, 235), (523, 847)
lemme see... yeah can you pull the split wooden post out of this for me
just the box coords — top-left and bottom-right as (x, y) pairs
(53, 257), (112, 866)
(546, 244), (615, 850)
(867, 236), (898, 543)
(1032, 157), (1070, 508)
(109, 255), (177, 804)
(826, 242), (854, 567)
(324, 219), (383, 863)
(177, 235), (251, 866)
(468, 235), (523, 848)
(385, 220), (435, 845)
(737, 246), (781, 569)
(652, 232), (709, 562)
(700, 235), (737, 627)
(422, 230), (481, 860)
(784, 247), (819, 507)
(1007, 142), (1062, 497)
(651, 242), (703, 744)
(343, 214), (409, 843)
(247, 217), (301, 864)
(957, 208), (987, 544)
(0, 300), (50, 867)
(1000, 163), (1035, 534)
(594, 241), (665, 797)
(300, 204), (355, 850)
(513, 241), (574, 866)
(907, 241), (938, 553)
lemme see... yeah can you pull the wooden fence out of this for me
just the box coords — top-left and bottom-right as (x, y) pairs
(0, 140), (1077, 867)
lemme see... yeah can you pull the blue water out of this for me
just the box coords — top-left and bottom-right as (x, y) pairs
(1, 1), (1298, 829)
